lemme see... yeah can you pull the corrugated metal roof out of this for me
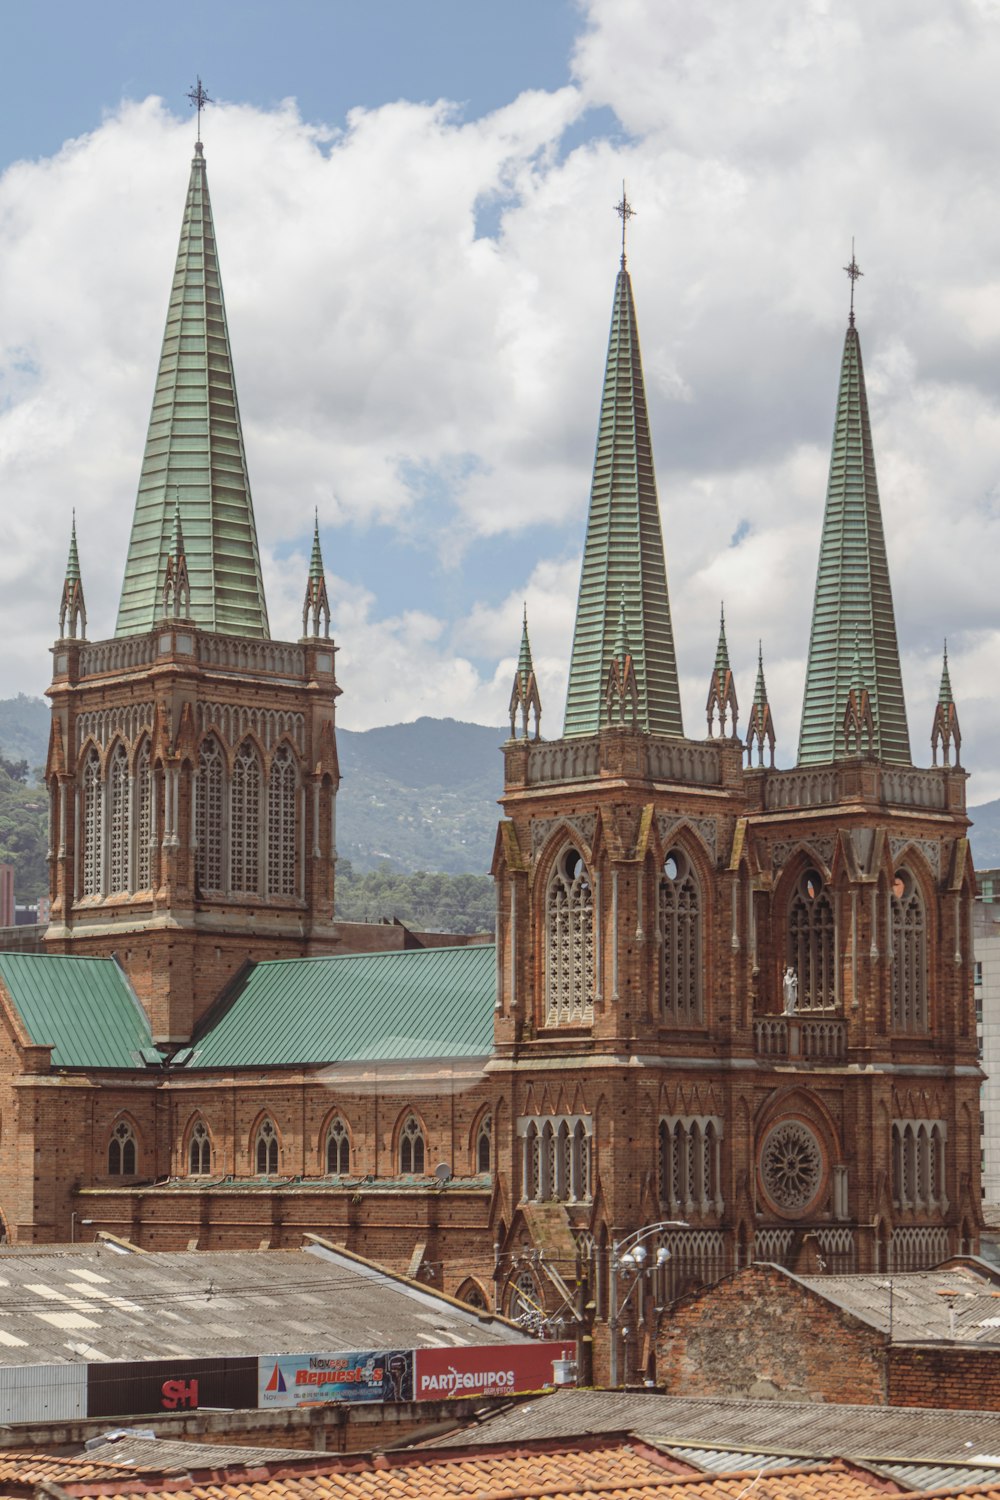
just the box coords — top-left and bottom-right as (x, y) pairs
(186, 944), (495, 1069)
(0, 953), (158, 1070)
(441, 1390), (1000, 1463)
(79, 1437), (328, 1470)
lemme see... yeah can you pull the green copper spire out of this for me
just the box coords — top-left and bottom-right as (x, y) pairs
(613, 587), (630, 662)
(509, 604), (542, 740)
(302, 511), (331, 638)
(59, 512), (87, 640)
(931, 639), (961, 767)
(938, 640), (953, 706)
(714, 604), (730, 673)
(798, 307), (910, 765)
(563, 261), (683, 738)
(746, 641), (776, 767)
(517, 604), (535, 682)
(115, 144), (270, 639)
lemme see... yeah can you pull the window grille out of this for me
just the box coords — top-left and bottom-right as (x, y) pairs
(189, 1121), (212, 1175)
(400, 1116), (425, 1174)
(545, 847), (594, 1024)
(520, 1115), (592, 1202)
(108, 1120), (137, 1175)
(107, 744), (129, 894)
(891, 870), (927, 1030)
(255, 1118), (279, 1175)
(82, 748), (103, 897)
(476, 1115), (492, 1173)
(196, 739), (224, 892)
(267, 746), (298, 896)
(326, 1118), (350, 1174)
(231, 740), (261, 894)
(660, 849), (702, 1021)
(788, 869), (836, 1008)
(891, 1118), (946, 1211)
(659, 1116), (724, 1217)
(135, 741), (151, 890)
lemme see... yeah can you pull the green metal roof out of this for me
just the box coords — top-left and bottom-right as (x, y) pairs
(798, 321), (910, 765)
(116, 144), (270, 639)
(563, 263), (683, 738)
(186, 944), (496, 1069)
(0, 953), (159, 1069)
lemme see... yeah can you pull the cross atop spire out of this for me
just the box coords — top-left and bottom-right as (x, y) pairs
(615, 182), (636, 267)
(302, 511), (331, 639)
(187, 77), (212, 146)
(844, 238), (863, 328)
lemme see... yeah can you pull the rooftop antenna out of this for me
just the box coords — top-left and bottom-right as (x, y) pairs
(615, 181), (636, 267)
(186, 77), (212, 146)
(844, 237), (863, 327)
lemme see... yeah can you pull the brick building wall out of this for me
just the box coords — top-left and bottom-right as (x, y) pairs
(889, 1345), (1000, 1410)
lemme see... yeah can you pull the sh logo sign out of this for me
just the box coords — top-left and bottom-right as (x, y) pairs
(161, 1377), (199, 1410)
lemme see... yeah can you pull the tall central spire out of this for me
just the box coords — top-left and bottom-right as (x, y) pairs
(115, 143), (270, 639)
(563, 250), (683, 738)
(798, 280), (910, 766)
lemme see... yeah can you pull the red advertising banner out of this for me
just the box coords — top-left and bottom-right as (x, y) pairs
(413, 1341), (575, 1401)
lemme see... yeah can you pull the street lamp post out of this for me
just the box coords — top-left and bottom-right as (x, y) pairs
(609, 1220), (687, 1388)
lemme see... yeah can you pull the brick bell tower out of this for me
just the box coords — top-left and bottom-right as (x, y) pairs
(488, 228), (980, 1345)
(44, 140), (340, 1044)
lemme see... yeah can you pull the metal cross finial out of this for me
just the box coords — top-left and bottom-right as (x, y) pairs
(844, 237), (863, 327)
(615, 182), (636, 266)
(187, 77), (212, 144)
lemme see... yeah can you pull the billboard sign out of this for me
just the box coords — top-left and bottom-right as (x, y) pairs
(86, 1357), (257, 1418)
(413, 1341), (575, 1401)
(258, 1349), (414, 1407)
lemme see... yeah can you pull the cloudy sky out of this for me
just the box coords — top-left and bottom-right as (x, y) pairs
(2, 1), (1000, 799)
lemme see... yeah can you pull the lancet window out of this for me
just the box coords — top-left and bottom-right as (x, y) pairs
(108, 1120), (137, 1175)
(545, 847), (594, 1025)
(476, 1115), (492, 1174)
(196, 738), (224, 893)
(81, 747), (103, 898)
(189, 1121), (212, 1175)
(658, 1116), (723, 1217)
(787, 868), (836, 1009)
(230, 740), (261, 895)
(660, 848), (702, 1022)
(255, 1118), (279, 1175)
(107, 743), (129, 895)
(326, 1117), (350, 1175)
(891, 870), (927, 1031)
(135, 740), (152, 890)
(519, 1115), (591, 1203)
(400, 1115), (425, 1174)
(266, 745), (298, 897)
(892, 1119), (947, 1211)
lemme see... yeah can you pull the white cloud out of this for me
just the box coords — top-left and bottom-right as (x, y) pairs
(2, 0), (1000, 807)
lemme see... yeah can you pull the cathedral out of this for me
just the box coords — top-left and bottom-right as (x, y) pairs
(0, 138), (982, 1368)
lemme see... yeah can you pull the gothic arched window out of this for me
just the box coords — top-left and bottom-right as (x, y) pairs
(326, 1117), (350, 1175)
(400, 1115), (425, 1174)
(255, 1118), (279, 1175)
(545, 846), (594, 1025)
(788, 868), (836, 1009)
(231, 740), (262, 894)
(108, 1119), (137, 1175)
(476, 1115), (492, 1174)
(891, 869), (927, 1031)
(266, 745), (298, 897)
(189, 1121), (212, 1175)
(660, 848), (702, 1022)
(196, 738), (224, 893)
(82, 747), (103, 897)
(135, 740), (152, 891)
(108, 743), (129, 894)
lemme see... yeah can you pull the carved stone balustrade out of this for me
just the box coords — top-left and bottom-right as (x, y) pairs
(754, 1015), (847, 1062)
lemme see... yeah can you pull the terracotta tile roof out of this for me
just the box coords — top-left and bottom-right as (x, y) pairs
(0, 1449), (140, 1485)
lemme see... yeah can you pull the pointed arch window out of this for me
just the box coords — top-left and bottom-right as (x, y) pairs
(659, 1115), (723, 1217)
(196, 739), (224, 893)
(108, 1120), (137, 1175)
(107, 744), (129, 895)
(135, 740), (152, 890)
(81, 747), (103, 898)
(231, 740), (262, 894)
(255, 1118), (279, 1175)
(189, 1121), (212, 1176)
(476, 1115), (492, 1174)
(326, 1117), (350, 1175)
(660, 848), (702, 1022)
(545, 847), (594, 1025)
(267, 745), (298, 897)
(788, 868), (836, 1009)
(400, 1115), (425, 1174)
(520, 1115), (592, 1203)
(891, 869), (927, 1031)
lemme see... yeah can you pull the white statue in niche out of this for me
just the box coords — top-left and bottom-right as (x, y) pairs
(782, 965), (798, 1015)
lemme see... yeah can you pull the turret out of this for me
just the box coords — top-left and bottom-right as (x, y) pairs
(302, 512), (332, 639)
(931, 641), (961, 767)
(58, 514), (87, 641)
(509, 606), (542, 740)
(706, 605), (738, 738)
(745, 643), (776, 768)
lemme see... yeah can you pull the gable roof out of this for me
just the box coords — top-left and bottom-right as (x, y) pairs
(0, 953), (159, 1069)
(186, 943), (496, 1069)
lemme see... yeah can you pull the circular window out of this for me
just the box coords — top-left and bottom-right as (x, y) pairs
(759, 1119), (825, 1218)
(802, 869), (823, 901)
(663, 849), (688, 882)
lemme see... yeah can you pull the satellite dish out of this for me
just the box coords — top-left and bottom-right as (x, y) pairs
(434, 1162), (452, 1183)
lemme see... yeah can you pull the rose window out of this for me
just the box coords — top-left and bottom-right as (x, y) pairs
(760, 1120), (823, 1214)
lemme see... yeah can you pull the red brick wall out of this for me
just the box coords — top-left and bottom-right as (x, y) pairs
(889, 1345), (1000, 1410)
